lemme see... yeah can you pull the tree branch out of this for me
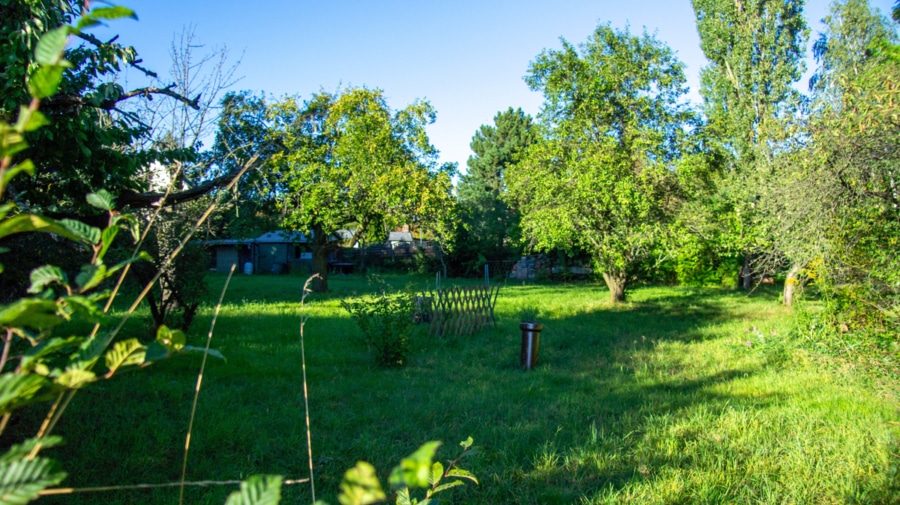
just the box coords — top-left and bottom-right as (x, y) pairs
(116, 155), (259, 208)
(43, 85), (201, 113)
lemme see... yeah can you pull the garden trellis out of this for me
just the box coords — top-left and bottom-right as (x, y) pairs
(424, 284), (501, 337)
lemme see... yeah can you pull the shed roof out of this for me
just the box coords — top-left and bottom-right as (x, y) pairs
(388, 231), (413, 243)
(204, 230), (308, 246)
(255, 231), (308, 243)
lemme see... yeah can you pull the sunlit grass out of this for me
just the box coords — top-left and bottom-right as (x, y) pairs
(15, 273), (899, 504)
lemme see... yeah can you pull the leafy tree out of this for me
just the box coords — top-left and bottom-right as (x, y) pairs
(793, 0), (900, 338)
(691, 0), (809, 292)
(268, 87), (455, 291)
(0, 0), (204, 214)
(761, 0), (897, 306)
(125, 28), (243, 332)
(0, 7), (229, 500)
(0, 0), (254, 307)
(509, 24), (693, 303)
(456, 107), (538, 272)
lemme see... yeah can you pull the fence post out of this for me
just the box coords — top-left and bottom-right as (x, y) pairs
(484, 263), (489, 286)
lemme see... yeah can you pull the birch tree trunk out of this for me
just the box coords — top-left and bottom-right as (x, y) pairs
(783, 263), (803, 306)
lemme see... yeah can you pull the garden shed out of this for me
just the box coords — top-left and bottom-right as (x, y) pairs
(206, 231), (308, 274)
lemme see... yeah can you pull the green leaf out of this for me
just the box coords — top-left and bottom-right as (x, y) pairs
(72, 334), (106, 367)
(0, 374), (51, 415)
(104, 339), (146, 376)
(432, 480), (464, 494)
(156, 325), (185, 351)
(53, 368), (96, 389)
(1, 161), (35, 190)
(27, 65), (66, 99)
(74, 17), (101, 31)
(224, 475), (282, 505)
(0, 456), (66, 504)
(144, 341), (169, 362)
(0, 214), (87, 244)
(0, 203), (16, 219)
(430, 461), (444, 486)
(57, 219), (100, 245)
(97, 226), (118, 261)
(338, 462), (386, 505)
(182, 346), (226, 361)
(0, 299), (60, 330)
(459, 437), (473, 450)
(0, 129), (27, 159)
(394, 488), (413, 505)
(75, 263), (107, 292)
(111, 213), (140, 242)
(74, 6), (137, 31)
(389, 441), (442, 490)
(14, 108), (49, 133)
(88, 6), (138, 21)
(19, 337), (84, 373)
(63, 295), (105, 323)
(86, 190), (115, 211)
(33, 27), (69, 65)
(445, 468), (478, 485)
(27, 265), (68, 294)
(0, 437), (63, 464)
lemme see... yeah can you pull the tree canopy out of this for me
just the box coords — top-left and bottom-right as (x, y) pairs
(456, 107), (538, 269)
(509, 24), (693, 303)
(267, 87), (455, 291)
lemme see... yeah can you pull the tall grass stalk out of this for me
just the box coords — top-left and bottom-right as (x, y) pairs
(300, 274), (320, 503)
(29, 155), (256, 459)
(40, 478), (313, 497)
(179, 263), (236, 505)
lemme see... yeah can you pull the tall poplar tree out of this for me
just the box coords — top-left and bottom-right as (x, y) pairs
(691, 0), (809, 290)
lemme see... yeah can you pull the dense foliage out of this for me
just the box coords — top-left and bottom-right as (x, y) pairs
(508, 24), (694, 302)
(341, 283), (417, 367)
(266, 88), (456, 291)
(3, 0), (900, 501)
(454, 107), (538, 274)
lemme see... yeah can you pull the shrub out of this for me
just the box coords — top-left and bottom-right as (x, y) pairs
(342, 287), (416, 367)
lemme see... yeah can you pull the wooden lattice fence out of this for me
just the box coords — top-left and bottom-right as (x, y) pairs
(421, 285), (501, 337)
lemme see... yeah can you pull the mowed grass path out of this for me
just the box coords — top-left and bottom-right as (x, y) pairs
(24, 274), (900, 504)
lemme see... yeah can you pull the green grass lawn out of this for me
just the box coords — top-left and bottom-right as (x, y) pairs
(12, 273), (900, 504)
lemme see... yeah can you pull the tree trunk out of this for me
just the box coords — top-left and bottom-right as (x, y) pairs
(602, 272), (627, 304)
(359, 237), (367, 275)
(783, 263), (802, 306)
(310, 224), (330, 292)
(439, 242), (448, 279)
(741, 254), (752, 290)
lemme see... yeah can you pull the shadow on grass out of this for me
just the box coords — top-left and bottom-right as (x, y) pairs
(23, 277), (889, 505)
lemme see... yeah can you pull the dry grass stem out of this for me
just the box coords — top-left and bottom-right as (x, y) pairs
(179, 263), (236, 505)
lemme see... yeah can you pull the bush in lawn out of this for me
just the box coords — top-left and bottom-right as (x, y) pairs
(342, 287), (417, 367)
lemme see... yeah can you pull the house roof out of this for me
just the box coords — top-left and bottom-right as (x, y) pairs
(388, 231), (413, 243)
(255, 231), (308, 243)
(333, 229), (355, 241)
(204, 231), (308, 246)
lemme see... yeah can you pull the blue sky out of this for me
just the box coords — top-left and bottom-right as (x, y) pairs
(94, 0), (895, 174)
